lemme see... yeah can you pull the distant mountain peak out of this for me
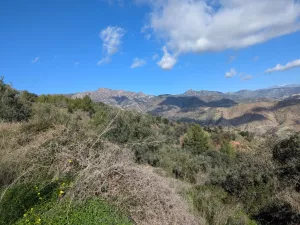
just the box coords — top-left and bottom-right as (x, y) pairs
(183, 89), (197, 95)
(267, 84), (300, 89)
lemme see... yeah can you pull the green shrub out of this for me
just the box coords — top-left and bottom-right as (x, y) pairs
(20, 103), (71, 133)
(183, 124), (210, 154)
(273, 134), (300, 164)
(220, 141), (236, 158)
(37, 94), (95, 115)
(190, 185), (250, 225)
(273, 134), (300, 191)
(0, 181), (132, 225)
(254, 200), (300, 225)
(0, 78), (31, 122)
(14, 198), (133, 225)
(221, 155), (276, 215)
(0, 182), (59, 225)
(134, 143), (161, 166)
(106, 111), (155, 143)
(239, 131), (254, 142)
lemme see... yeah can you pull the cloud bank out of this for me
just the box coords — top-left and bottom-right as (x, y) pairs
(265, 59), (300, 73)
(143, 0), (300, 69)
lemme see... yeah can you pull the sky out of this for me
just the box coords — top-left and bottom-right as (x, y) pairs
(1, 0), (300, 95)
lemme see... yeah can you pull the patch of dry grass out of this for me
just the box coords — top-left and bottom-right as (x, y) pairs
(0, 118), (201, 225)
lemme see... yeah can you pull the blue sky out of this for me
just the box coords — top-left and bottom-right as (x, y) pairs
(1, 0), (300, 95)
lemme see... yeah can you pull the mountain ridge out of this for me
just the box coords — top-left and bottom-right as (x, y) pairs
(71, 85), (300, 135)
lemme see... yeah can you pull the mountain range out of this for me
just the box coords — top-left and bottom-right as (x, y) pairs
(72, 85), (300, 135)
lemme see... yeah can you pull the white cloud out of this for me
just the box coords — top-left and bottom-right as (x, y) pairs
(241, 75), (253, 81)
(265, 59), (300, 73)
(98, 26), (125, 64)
(97, 57), (111, 65)
(152, 54), (159, 60)
(143, 0), (300, 68)
(32, 57), (40, 64)
(131, 58), (146, 68)
(225, 68), (237, 78)
(157, 46), (177, 70)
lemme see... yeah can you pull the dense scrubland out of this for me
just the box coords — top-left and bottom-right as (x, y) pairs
(0, 78), (300, 225)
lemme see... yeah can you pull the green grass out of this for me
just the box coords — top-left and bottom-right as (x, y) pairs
(0, 182), (132, 225)
(14, 199), (133, 225)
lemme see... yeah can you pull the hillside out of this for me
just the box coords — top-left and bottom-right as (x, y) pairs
(1, 79), (300, 225)
(72, 85), (300, 135)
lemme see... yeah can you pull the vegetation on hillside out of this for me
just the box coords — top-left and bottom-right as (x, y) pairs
(0, 79), (300, 225)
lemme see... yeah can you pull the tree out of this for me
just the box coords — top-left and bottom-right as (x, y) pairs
(183, 124), (210, 154)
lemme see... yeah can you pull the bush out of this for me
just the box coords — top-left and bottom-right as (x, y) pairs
(0, 78), (31, 122)
(221, 154), (276, 214)
(254, 200), (300, 225)
(106, 111), (155, 143)
(134, 143), (161, 166)
(183, 124), (210, 154)
(14, 198), (133, 225)
(240, 131), (254, 142)
(37, 94), (95, 115)
(273, 134), (300, 164)
(0, 182), (59, 225)
(220, 141), (236, 158)
(190, 185), (256, 225)
(20, 103), (71, 133)
(273, 134), (300, 191)
(0, 182), (132, 225)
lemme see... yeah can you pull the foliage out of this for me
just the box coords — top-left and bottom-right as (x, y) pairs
(239, 131), (254, 142)
(2, 82), (300, 224)
(0, 182), (59, 225)
(273, 134), (300, 191)
(183, 124), (210, 154)
(14, 199), (132, 225)
(273, 134), (300, 164)
(190, 185), (257, 225)
(37, 94), (95, 115)
(220, 141), (236, 158)
(0, 78), (31, 122)
(254, 200), (300, 225)
(221, 153), (276, 215)
(106, 111), (157, 143)
(0, 181), (132, 225)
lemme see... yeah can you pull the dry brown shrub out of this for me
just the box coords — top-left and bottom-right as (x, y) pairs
(1, 121), (201, 225)
(48, 139), (200, 225)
